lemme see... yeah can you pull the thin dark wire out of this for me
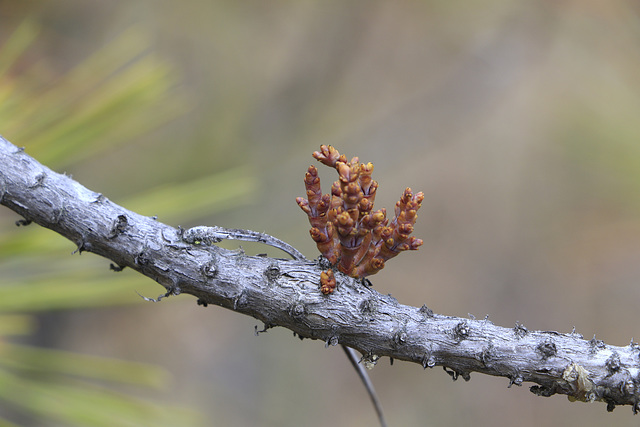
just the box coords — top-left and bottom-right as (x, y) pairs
(342, 345), (388, 427)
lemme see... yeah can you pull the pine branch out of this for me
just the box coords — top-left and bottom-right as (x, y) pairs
(1, 136), (639, 413)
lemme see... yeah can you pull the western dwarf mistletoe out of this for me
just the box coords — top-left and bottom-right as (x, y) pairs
(297, 145), (424, 292)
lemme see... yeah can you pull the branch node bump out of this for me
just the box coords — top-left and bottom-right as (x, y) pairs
(108, 214), (129, 238)
(444, 366), (471, 382)
(15, 218), (32, 226)
(29, 172), (45, 188)
(232, 291), (246, 310)
(419, 304), (434, 318)
(362, 353), (380, 370)
(393, 330), (408, 346)
(481, 342), (495, 366)
(537, 338), (558, 360)
(590, 335), (606, 353)
(264, 263), (281, 282)
(289, 301), (306, 320)
(109, 263), (126, 272)
(453, 321), (470, 341)
(201, 259), (218, 278)
(72, 238), (88, 255)
(326, 336), (339, 348)
(514, 322), (528, 338)
(510, 373), (524, 388)
(422, 352), (436, 369)
(606, 352), (621, 373)
(255, 323), (271, 335)
(359, 298), (377, 320)
(135, 251), (150, 267)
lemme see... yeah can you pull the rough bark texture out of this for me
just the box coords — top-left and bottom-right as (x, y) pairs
(1, 136), (639, 413)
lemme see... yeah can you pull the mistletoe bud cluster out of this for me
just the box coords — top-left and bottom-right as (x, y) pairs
(297, 145), (424, 280)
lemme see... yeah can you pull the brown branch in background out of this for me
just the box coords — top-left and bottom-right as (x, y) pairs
(297, 145), (424, 278)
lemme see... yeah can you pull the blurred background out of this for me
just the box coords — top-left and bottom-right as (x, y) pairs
(1, 0), (640, 426)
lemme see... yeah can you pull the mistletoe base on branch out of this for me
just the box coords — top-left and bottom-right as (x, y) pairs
(1, 136), (640, 414)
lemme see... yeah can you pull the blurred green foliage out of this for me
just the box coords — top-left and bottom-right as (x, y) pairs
(0, 18), (255, 426)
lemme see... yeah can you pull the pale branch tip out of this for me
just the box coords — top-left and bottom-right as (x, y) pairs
(2, 135), (640, 414)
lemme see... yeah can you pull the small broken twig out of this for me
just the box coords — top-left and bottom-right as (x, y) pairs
(182, 225), (306, 261)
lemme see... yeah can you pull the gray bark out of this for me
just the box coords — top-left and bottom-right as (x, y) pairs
(1, 135), (639, 413)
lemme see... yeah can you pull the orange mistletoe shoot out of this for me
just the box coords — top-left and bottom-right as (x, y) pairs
(320, 269), (336, 295)
(296, 145), (424, 278)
